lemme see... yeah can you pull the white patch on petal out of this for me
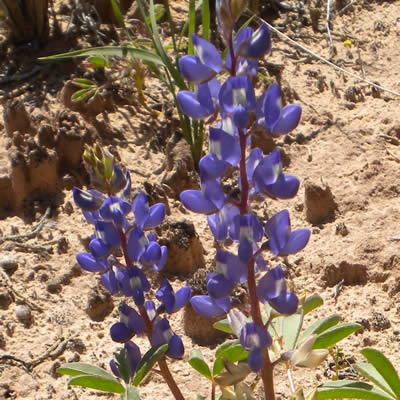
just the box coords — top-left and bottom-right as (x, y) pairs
(163, 328), (173, 343)
(130, 276), (141, 290)
(240, 225), (253, 241)
(121, 313), (129, 326)
(233, 88), (246, 107)
(248, 333), (260, 348)
(222, 116), (235, 136)
(216, 260), (228, 278)
(210, 139), (222, 159)
(276, 96), (282, 110)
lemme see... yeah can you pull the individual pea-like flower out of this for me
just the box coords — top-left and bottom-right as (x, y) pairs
(99, 196), (131, 229)
(247, 148), (300, 200)
(132, 192), (166, 230)
(207, 203), (239, 241)
(206, 249), (247, 299)
(151, 317), (184, 359)
(155, 279), (191, 314)
(258, 83), (302, 137)
(179, 34), (222, 84)
(110, 303), (145, 343)
(180, 154), (227, 215)
(256, 265), (298, 314)
(177, 78), (221, 120)
(264, 210), (310, 256)
(73, 187), (104, 212)
(120, 266), (151, 306)
(209, 126), (241, 167)
(240, 322), (272, 372)
(76, 252), (108, 272)
(190, 294), (232, 317)
(219, 75), (256, 114)
(110, 341), (141, 380)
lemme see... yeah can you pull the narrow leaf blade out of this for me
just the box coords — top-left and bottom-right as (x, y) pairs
(313, 323), (361, 349)
(360, 348), (400, 397)
(132, 344), (168, 386)
(317, 380), (394, 400)
(57, 362), (115, 380)
(68, 375), (125, 394)
(354, 362), (396, 397)
(299, 314), (341, 343)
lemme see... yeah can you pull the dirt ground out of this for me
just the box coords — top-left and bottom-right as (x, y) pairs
(0, 0), (400, 399)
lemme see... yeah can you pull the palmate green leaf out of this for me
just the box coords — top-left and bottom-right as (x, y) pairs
(303, 295), (324, 315)
(57, 362), (115, 380)
(132, 344), (168, 386)
(299, 314), (341, 343)
(312, 323), (361, 349)
(123, 384), (141, 400)
(360, 348), (400, 397)
(282, 310), (304, 351)
(68, 374), (125, 394)
(39, 46), (164, 66)
(213, 319), (233, 334)
(354, 362), (396, 398)
(317, 379), (394, 400)
(189, 349), (212, 380)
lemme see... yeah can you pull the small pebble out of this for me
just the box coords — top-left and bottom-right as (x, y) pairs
(15, 305), (32, 322)
(0, 255), (19, 272)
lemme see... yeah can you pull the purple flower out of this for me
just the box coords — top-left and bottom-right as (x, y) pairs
(249, 148), (300, 200)
(179, 35), (222, 84)
(110, 341), (141, 379)
(190, 294), (232, 317)
(240, 322), (272, 372)
(76, 252), (108, 272)
(209, 127), (241, 166)
(237, 24), (271, 59)
(99, 196), (131, 228)
(256, 265), (299, 314)
(156, 279), (191, 314)
(110, 303), (145, 343)
(120, 266), (150, 306)
(219, 76), (256, 113)
(132, 192), (166, 230)
(73, 187), (104, 211)
(177, 78), (220, 119)
(261, 83), (302, 137)
(152, 318), (184, 359)
(264, 210), (310, 256)
(207, 203), (239, 241)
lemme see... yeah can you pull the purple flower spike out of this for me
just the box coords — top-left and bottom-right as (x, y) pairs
(263, 83), (302, 136)
(76, 252), (107, 272)
(190, 295), (231, 317)
(152, 317), (184, 359)
(264, 210), (310, 256)
(73, 187), (104, 211)
(156, 279), (191, 314)
(209, 127), (241, 166)
(240, 322), (272, 372)
(238, 24), (271, 59)
(219, 76), (256, 113)
(110, 303), (145, 343)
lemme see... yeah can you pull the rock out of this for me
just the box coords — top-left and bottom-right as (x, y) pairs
(46, 279), (62, 294)
(321, 261), (368, 287)
(3, 99), (33, 136)
(159, 220), (205, 274)
(304, 180), (337, 224)
(15, 305), (32, 323)
(0, 289), (12, 309)
(162, 134), (198, 197)
(0, 255), (19, 273)
(85, 284), (114, 321)
(335, 222), (349, 236)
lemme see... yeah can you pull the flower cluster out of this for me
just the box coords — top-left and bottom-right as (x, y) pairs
(73, 145), (190, 378)
(176, 8), (310, 374)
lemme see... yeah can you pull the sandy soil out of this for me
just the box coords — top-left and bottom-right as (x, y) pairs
(0, 0), (400, 399)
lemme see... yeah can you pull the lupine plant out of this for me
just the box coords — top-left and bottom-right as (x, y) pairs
(55, 1), (400, 400)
